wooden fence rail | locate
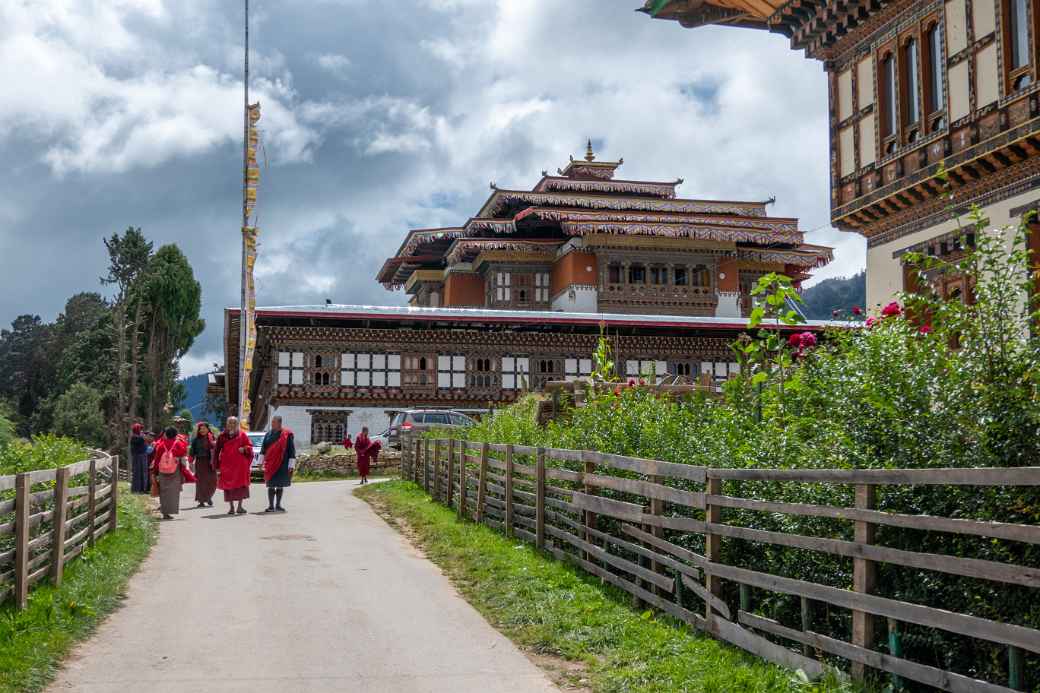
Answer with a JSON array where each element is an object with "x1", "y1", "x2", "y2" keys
[
  {"x1": 0, "y1": 452, "x2": 118, "y2": 609},
  {"x1": 400, "y1": 438, "x2": 1039, "y2": 692}
]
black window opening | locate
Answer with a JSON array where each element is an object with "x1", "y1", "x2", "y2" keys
[
  {"x1": 881, "y1": 52, "x2": 898, "y2": 150},
  {"x1": 674, "y1": 267, "x2": 688, "y2": 286},
  {"x1": 608, "y1": 264, "x2": 622, "y2": 283},
  {"x1": 628, "y1": 265, "x2": 646, "y2": 284}
]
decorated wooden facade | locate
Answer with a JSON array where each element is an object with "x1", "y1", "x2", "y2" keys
[
  {"x1": 376, "y1": 144, "x2": 832, "y2": 318},
  {"x1": 219, "y1": 146, "x2": 835, "y2": 444},
  {"x1": 644, "y1": 0, "x2": 1040, "y2": 308}
]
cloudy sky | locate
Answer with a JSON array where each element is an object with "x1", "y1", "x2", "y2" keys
[{"x1": 0, "y1": 0, "x2": 865, "y2": 376}]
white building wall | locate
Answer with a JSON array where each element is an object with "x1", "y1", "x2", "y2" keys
[
  {"x1": 551, "y1": 285, "x2": 598, "y2": 312},
  {"x1": 268, "y1": 405, "x2": 391, "y2": 450},
  {"x1": 866, "y1": 189, "x2": 1035, "y2": 309},
  {"x1": 715, "y1": 291, "x2": 741, "y2": 318}
]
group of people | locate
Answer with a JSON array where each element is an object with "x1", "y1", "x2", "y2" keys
[{"x1": 127, "y1": 416, "x2": 298, "y2": 520}]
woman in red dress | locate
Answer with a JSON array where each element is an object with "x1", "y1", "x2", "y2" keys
[{"x1": 215, "y1": 416, "x2": 253, "y2": 515}]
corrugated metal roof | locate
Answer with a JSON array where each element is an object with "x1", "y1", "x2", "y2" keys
[{"x1": 231, "y1": 304, "x2": 850, "y2": 330}]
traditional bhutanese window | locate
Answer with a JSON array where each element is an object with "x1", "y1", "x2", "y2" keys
[
  {"x1": 494, "y1": 272, "x2": 511, "y2": 302},
  {"x1": 402, "y1": 355, "x2": 435, "y2": 387},
  {"x1": 691, "y1": 264, "x2": 711, "y2": 288},
  {"x1": 341, "y1": 353, "x2": 402, "y2": 387},
  {"x1": 535, "y1": 272, "x2": 550, "y2": 302},
  {"x1": 628, "y1": 264, "x2": 646, "y2": 284},
  {"x1": 564, "y1": 358, "x2": 593, "y2": 382},
  {"x1": 608, "y1": 263, "x2": 622, "y2": 284},
  {"x1": 625, "y1": 359, "x2": 667, "y2": 383},
  {"x1": 469, "y1": 357, "x2": 496, "y2": 388},
  {"x1": 1005, "y1": 0, "x2": 1033, "y2": 90},
  {"x1": 924, "y1": 21, "x2": 945, "y2": 132},
  {"x1": 501, "y1": 356, "x2": 530, "y2": 390},
  {"x1": 649, "y1": 266, "x2": 667, "y2": 285},
  {"x1": 880, "y1": 50, "x2": 898, "y2": 152},
  {"x1": 278, "y1": 352, "x2": 305, "y2": 385},
  {"x1": 902, "y1": 37, "x2": 922, "y2": 142},
  {"x1": 674, "y1": 267, "x2": 688, "y2": 286},
  {"x1": 700, "y1": 361, "x2": 741, "y2": 388},
  {"x1": 669, "y1": 361, "x2": 695, "y2": 378},
  {"x1": 437, "y1": 355, "x2": 466, "y2": 389}
]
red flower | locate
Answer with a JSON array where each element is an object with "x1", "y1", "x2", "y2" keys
[
  {"x1": 918, "y1": 324, "x2": 932, "y2": 335},
  {"x1": 613, "y1": 386, "x2": 622, "y2": 396},
  {"x1": 638, "y1": 378, "x2": 646, "y2": 386},
  {"x1": 865, "y1": 316, "x2": 877, "y2": 328},
  {"x1": 881, "y1": 301, "x2": 902, "y2": 318},
  {"x1": 627, "y1": 378, "x2": 636, "y2": 387},
  {"x1": 799, "y1": 332, "x2": 818, "y2": 348},
  {"x1": 788, "y1": 332, "x2": 802, "y2": 347},
  {"x1": 852, "y1": 306, "x2": 862, "y2": 316}
]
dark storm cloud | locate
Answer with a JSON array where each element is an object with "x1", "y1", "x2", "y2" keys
[{"x1": 0, "y1": 1, "x2": 864, "y2": 376}]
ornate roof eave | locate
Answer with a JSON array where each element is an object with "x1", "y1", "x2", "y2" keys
[
  {"x1": 445, "y1": 238, "x2": 563, "y2": 266},
  {"x1": 478, "y1": 189, "x2": 772, "y2": 219},
  {"x1": 560, "y1": 220, "x2": 804, "y2": 245},
  {"x1": 737, "y1": 246, "x2": 834, "y2": 268},
  {"x1": 637, "y1": 0, "x2": 773, "y2": 30},
  {"x1": 519, "y1": 206, "x2": 799, "y2": 233},
  {"x1": 532, "y1": 175, "x2": 680, "y2": 198}
]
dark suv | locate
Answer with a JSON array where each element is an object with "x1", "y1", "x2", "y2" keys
[{"x1": 387, "y1": 409, "x2": 475, "y2": 450}]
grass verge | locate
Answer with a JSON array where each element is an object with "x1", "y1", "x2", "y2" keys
[
  {"x1": 0, "y1": 486, "x2": 157, "y2": 693},
  {"x1": 357, "y1": 480, "x2": 853, "y2": 693}
]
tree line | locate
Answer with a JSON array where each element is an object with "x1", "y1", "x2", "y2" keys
[{"x1": 0, "y1": 227, "x2": 204, "y2": 449}]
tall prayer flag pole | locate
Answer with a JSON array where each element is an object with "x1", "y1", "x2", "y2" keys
[{"x1": 239, "y1": 0, "x2": 260, "y2": 429}]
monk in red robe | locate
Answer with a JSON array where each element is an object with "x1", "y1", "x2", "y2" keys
[
  {"x1": 354, "y1": 427, "x2": 378, "y2": 484},
  {"x1": 215, "y1": 416, "x2": 253, "y2": 515},
  {"x1": 260, "y1": 415, "x2": 296, "y2": 512}
]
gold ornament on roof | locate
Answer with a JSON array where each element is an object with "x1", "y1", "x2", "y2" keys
[{"x1": 585, "y1": 139, "x2": 596, "y2": 162}]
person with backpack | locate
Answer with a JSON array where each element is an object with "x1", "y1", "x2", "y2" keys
[{"x1": 150, "y1": 427, "x2": 195, "y2": 520}]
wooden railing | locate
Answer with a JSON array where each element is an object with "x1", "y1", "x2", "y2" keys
[
  {"x1": 0, "y1": 453, "x2": 119, "y2": 608},
  {"x1": 402, "y1": 439, "x2": 1039, "y2": 691}
]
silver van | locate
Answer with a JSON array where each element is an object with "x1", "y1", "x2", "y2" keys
[{"x1": 387, "y1": 409, "x2": 475, "y2": 450}]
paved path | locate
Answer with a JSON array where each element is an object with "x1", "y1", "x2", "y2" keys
[{"x1": 49, "y1": 480, "x2": 558, "y2": 693}]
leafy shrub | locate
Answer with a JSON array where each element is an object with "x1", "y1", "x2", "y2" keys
[{"x1": 451, "y1": 208, "x2": 1040, "y2": 686}]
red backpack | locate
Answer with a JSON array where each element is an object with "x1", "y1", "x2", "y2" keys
[{"x1": 157, "y1": 446, "x2": 178, "y2": 474}]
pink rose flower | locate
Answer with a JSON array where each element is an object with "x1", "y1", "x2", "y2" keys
[
  {"x1": 918, "y1": 324, "x2": 932, "y2": 335},
  {"x1": 788, "y1": 333, "x2": 802, "y2": 347},
  {"x1": 866, "y1": 316, "x2": 877, "y2": 328},
  {"x1": 852, "y1": 306, "x2": 862, "y2": 316},
  {"x1": 799, "y1": 332, "x2": 817, "y2": 348},
  {"x1": 881, "y1": 301, "x2": 902, "y2": 318}
]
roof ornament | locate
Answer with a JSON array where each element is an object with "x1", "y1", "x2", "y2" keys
[
  {"x1": 541, "y1": 170, "x2": 548, "y2": 177},
  {"x1": 675, "y1": 177, "x2": 684, "y2": 184},
  {"x1": 556, "y1": 167, "x2": 566, "y2": 175},
  {"x1": 766, "y1": 195, "x2": 776, "y2": 206},
  {"x1": 585, "y1": 138, "x2": 596, "y2": 162},
  {"x1": 490, "y1": 181, "x2": 498, "y2": 190}
]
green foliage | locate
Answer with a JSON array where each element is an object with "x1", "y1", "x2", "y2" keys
[
  {"x1": 456, "y1": 213, "x2": 1040, "y2": 684},
  {"x1": 800, "y1": 272, "x2": 866, "y2": 320},
  {"x1": 360, "y1": 481, "x2": 852, "y2": 692},
  {"x1": 0, "y1": 489, "x2": 156, "y2": 693},
  {"x1": 0, "y1": 435, "x2": 89, "y2": 476},
  {"x1": 49, "y1": 384, "x2": 106, "y2": 449}
]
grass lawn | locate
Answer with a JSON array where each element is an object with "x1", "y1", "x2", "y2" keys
[
  {"x1": 0, "y1": 486, "x2": 157, "y2": 693},
  {"x1": 357, "y1": 480, "x2": 854, "y2": 693}
]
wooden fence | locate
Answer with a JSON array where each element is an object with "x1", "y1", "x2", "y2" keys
[
  {"x1": 0, "y1": 453, "x2": 119, "y2": 609},
  {"x1": 402, "y1": 438, "x2": 1039, "y2": 692}
]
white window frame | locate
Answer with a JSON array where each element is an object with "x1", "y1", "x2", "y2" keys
[
  {"x1": 495, "y1": 272, "x2": 511, "y2": 302},
  {"x1": 501, "y1": 356, "x2": 530, "y2": 390},
  {"x1": 278, "y1": 352, "x2": 305, "y2": 385},
  {"x1": 564, "y1": 357, "x2": 593, "y2": 382},
  {"x1": 535, "y1": 272, "x2": 550, "y2": 302},
  {"x1": 625, "y1": 359, "x2": 668, "y2": 384},
  {"x1": 437, "y1": 354, "x2": 466, "y2": 389},
  {"x1": 341, "y1": 352, "x2": 401, "y2": 388}
]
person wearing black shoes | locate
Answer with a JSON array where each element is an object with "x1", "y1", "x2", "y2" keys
[{"x1": 260, "y1": 416, "x2": 296, "y2": 512}]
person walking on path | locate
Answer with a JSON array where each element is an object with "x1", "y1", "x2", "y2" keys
[
  {"x1": 150, "y1": 427, "x2": 196, "y2": 520},
  {"x1": 260, "y1": 416, "x2": 296, "y2": 512},
  {"x1": 216, "y1": 416, "x2": 253, "y2": 515},
  {"x1": 353, "y1": 427, "x2": 378, "y2": 484},
  {"x1": 129, "y1": 423, "x2": 150, "y2": 494},
  {"x1": 190, "y1": 421, "x2": 218, "y2": 508}
]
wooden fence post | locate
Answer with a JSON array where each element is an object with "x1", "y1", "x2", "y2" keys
[
  {"x1": 433, "y1": 440, "x2": 441, "y2": 500},
  {"x1": 504, "y1": 444, "x2": 514, "y2": 537},
  {"x1": 649, "y1": 474, "x2": 665, "y2": 598},
  {"x1": 800, "y1": 597, "x2": 812, "y2": 657},
  {"x1": 414, "y1": 438, "x2": 421, "y2": 484},
  {"x1": 535, "y1": 447, "x2": 546, "y2": 549},
  {"x1": 1009, "y1": 645, "x2": 1024, "y2": 690},
  {"x1": 108, "y1": 456, "x2": 119, "y2": 533},
  {"x1": 446, "y1": 439, "x2": 455, "y2": 507},
  {"x1": 704, "y1": 474, "x2": 723, "y2": 623},
  {"x1": 14, "y1": 473, "x2": 29, "y2": 609},
  {"x1": 581, "y1": 450, "x2": 597, "y2": 563},
  {"x1": 475, "y1": 443, "x2": 489, "y2": 524},
  {"x1": 851, "y1": 483, "x2": 877, "y2": 680},
  {"x1": 51, "y1": 466, "x2": 71, "y2": 587},
  {"x1": 458, "y1": 443, "x2": 468, "y2": 520},
  {"x1": 87, "y1": 459, "x2": 97, "y2": 547},
  {"x1": 424, "y1": 439, "x2": 431, "y2": 492}
]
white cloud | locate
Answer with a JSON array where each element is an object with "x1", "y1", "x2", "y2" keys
[{"x1": 315, "y1": 52, "x2": 352, "y2": 77}]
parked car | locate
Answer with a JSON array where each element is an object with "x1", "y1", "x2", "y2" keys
[{"x1": 387, "y1": 409, "x2": 475, "y2": 450}]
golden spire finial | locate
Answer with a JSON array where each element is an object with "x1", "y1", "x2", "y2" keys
[{"x1": 585, "y1": 138, "x2": 595, "y2": 162}]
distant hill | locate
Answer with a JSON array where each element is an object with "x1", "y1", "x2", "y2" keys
[
  {"x1": 178, "y1": 373, "x2": 213, "y2": 420},
  {"x1": 800, "y1": 271, "x2": 866, "y2": 320}
]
